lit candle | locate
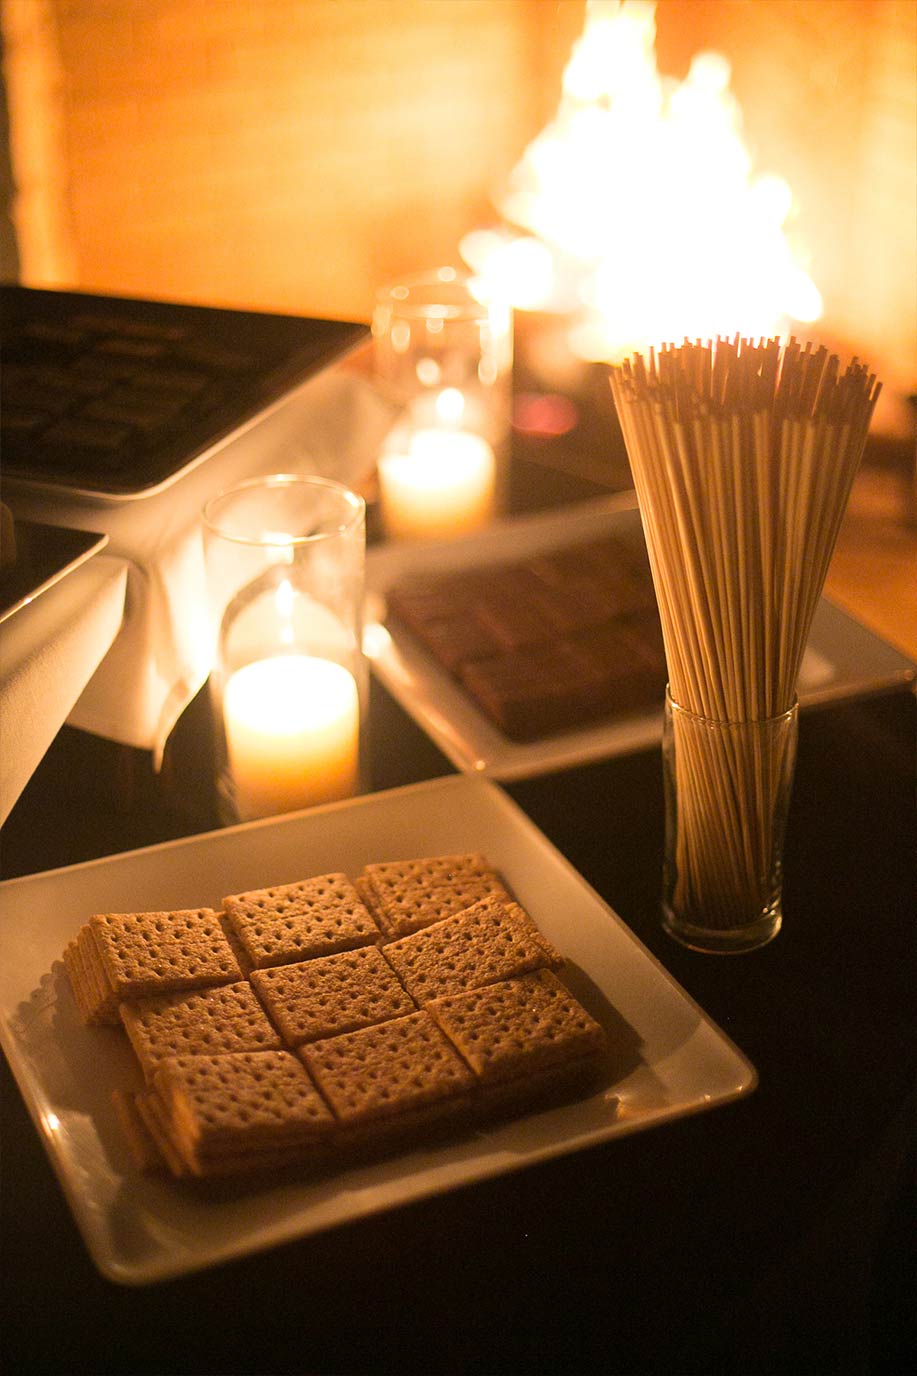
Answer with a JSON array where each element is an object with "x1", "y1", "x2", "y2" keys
[
  {"x1": 378, "y1": 429, "x2": 496, "y2": 540},
  {"x1": 222, "y1": 654, "x2": 359, "y2": 820}
]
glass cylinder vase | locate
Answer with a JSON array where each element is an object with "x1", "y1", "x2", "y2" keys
[
  {"x1": 372, "y1": 266, "x2": 513, "y2": 447},
  {"x1": 372, "y1": 267, "x2": 512, "y2": 541},
  {"x1": 202, "y1": 474, "x2": 366, "y2": 824},
  {"x1": 661, "y1": 689, "x2": 799, "y2": 954}
]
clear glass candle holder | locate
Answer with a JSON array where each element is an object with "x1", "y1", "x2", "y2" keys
[
  {"x1": 372, "y1": 267, "x2": 512, "y2": 541},
  {"x1": 202, "y1": 474, "x2": 366, "y2": 823},
  {"x1": 373, "y1": 266, "x2": 513, "y2": 445},
  {"x1": 661, "y1": 689, "x2": 799, "y2": 954}
]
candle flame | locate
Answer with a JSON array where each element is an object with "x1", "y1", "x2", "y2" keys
[
  {"x1": 434, "y1": 387, "x2": 466, "y2": 425},
  {"x1": 275, "y1": 578, "x2": 295, "y2": 646}
]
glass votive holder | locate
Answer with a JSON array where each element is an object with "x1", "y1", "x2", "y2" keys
[
  {"x1": 202, "y1": 474, "x2": 366, "y2": 824},
  {"x1": 372, "y1": 266, "x2": 512, "y2": 541},
  {"x1": 661, "y1": 689, "x2": 799, "y2": 954}
]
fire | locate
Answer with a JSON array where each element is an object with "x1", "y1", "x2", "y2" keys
[{"x1": 461, "y1": 0, "x2": 822, "y2": 362}]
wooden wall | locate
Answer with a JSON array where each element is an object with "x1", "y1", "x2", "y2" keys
[
  {"x1": 3, "y1": 0, "x2": 568, "y2": 320},
  {"x1": 3, "y1": 0, "x2": 914, "y2": 398}
]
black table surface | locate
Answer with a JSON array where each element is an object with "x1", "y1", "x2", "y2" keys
[{"x1": 2, "y1": 445, "x2": 915, "y2": 1374}]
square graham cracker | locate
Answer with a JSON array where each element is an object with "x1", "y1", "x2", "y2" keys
[
  {"x1": 357, "y1": 852, "x2": 512, "y2": 939},
  {"x1": 153, "y1": 1049, "x2": 335, "y2": 1159},
  {"x1": 381, "y1": 897, "x2": 551, "y2": 1003},
  {"x1": 63, "y1": 937, "x2": 100, "y2": 1023},
  {"x1": 120, "y1": 981, "x2": 283, "y2": 1082},
  {"x1": 65, "y1": 925, "x2": 122, "y2": 1025},
  {"x1": 222, "y1": 873, "x2": 380, "y2": 970},
  {"x1": 250, "y1": 946, "x2": 416, "y2": 1047},
  {"x1": 88, "y1": 908, "x2": 242, "y2": 1008},
  {"x1": 428, "y1": 969, "x2": 607, "y2": 1082},
  {"x1": 300, "y1": 1010, "x2": 475, "y2": 1125}
]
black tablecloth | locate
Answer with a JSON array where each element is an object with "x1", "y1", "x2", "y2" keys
[{"x1": 2, "y1": 674, "x2": 914, "y2": 1375}]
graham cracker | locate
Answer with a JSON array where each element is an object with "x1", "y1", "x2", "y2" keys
[
  {"x1": 380, "y1": 897, "x2": 550, "y2": 1003},
  {"x1": 250, "y1": 945, "x2": 416, "y2": 1047},
  {"x1": 112, "y1": 1088, "x2": 167, "y2": 1173},
  {"x1": 300, "y1": 1009, "x2": 475, "y2": 1125},
  {"x1": 139, "y1": 1083, "x2": 324, "y2": 1178},
  {"x1": 89, "y1": 908, "x2": 242, "y2": 1005},
  {"x1": 427, "y1": 969, "x2": 607, "y2": 1082},
  {"x1": 222, "y1": 874, "x2": 380, "y2": 970},
  {"x1": 63, "y1": 939, "x2": 94, "y2": 1023},
  {"x1": 358, "y1": 853, "x2": 512, "y2": 939},
  {"x1": 153, "y1": 1049, "x2": 336, "y2": 1159},
  {"x1": 73, "y1": 924, "x2": 120, "y2": 1024},
  {"x1": 135, "y1": 1088, "x2": 190, "y2": 1178},
  {"x1": 120, "y1": 981, "x2": 283, "y2": 1082},
  {"x1": 466, "y1": 893, "x2": 565, "y2": 970}
]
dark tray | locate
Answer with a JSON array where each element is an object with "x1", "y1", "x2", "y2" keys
[{"x1": 0, "y1": 285, "x2": 367, "y2": 497}]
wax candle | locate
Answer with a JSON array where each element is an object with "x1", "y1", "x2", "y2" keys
[
  {"x1": 222, "y1": 654, "x2": 359, "y2": 820},
  {"x1": 378, "y1": 429, "x2": 496, "y2": 540}
]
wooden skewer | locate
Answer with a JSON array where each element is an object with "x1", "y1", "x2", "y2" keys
[{"x1": 610, "y1": 337, "x2": 880, "y2": 930}]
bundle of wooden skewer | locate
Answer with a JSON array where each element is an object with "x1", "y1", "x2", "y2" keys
[{"x1": 609, "y1": 337, "x2": 880, "y2": 938}]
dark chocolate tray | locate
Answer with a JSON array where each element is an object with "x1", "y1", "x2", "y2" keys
[
  {"x1": 365, "y1": 498, "x2": 917, "y2": 779},
  {"x1": 0, "y1": 286, "x2": 367, "y2": 497}
]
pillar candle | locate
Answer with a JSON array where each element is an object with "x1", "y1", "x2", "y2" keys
[
  {"x1": 378, "y1": 429, "x2": 496, "y2": 540},
  {"x1": 222, "y1": 654, "x2": 359, "y2": 819}
]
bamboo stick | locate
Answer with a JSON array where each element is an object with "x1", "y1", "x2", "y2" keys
[{"x1": 610, "y1": 337, "x2": 880, "y2": 935}]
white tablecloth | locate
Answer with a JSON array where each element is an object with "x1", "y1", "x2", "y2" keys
[
  {"x1": 3, "y1": 371, "x2": 396, "y2": 770},
  {"x1": 0, "y1": 554, "x2": 128, "y2": 826}
]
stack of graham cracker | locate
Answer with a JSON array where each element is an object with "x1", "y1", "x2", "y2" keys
[{"x1": 63, "y1": 854, "x2": 608, "y2": 1178}]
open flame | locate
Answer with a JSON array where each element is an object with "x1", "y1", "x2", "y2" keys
[{"x1": 461, "y1": 0, "x2": 822, "y2": 362}]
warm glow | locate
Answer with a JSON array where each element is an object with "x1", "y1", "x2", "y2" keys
[
  {"x1": 461, "y1": 0, "x2": 822, "y2": 359},
  {"x1": 378, "y1": 429, "x2": 496, "y2": 541},
  {"x1": 460, "y1": 230, "x2": 565, "y2": 312},
  {"x1": 275, "y1": 578, "x2": 295, "y2": 647},
  {"x1": 223, "y1": 655, "x2": 359, "y2": 819},
  {"x1": 435, "y1": 387, "x2": 467, "y2": 424}
]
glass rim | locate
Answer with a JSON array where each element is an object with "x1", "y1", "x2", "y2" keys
[
  {"x1": 202, "y1": 473, "x2": 365, "y2": 548},
  {"x1": 665, "y1": 685, "x2": 799, "y2": 727},
  {"x1": 373, "y1": 266, "x2": 493, "y2": 320}
]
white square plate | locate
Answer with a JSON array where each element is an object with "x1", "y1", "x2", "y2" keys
[
  {"x1": 0, "y1": 775, "x2": 755, "y2": 1286},
  {"x1": 365, "y1": 497, "x2": 916, "y2": 779}
]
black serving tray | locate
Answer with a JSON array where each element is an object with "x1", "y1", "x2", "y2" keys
[{"x1": 0, "y1": 285, "x2": 368, "y2": 497}]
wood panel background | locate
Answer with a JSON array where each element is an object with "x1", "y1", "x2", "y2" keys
[{"x1": 2, "y1": 0, "x2": 915, "y2": 402}]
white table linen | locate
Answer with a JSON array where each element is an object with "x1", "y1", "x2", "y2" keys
[
  {"x1": 3, "y1": 371, "x2": 395, "y2": 766},
  {"x1": 0, "y1": 555, "x2": 128, "y2": 825}
]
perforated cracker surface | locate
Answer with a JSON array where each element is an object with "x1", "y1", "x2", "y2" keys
[
  {"x1": 251, "y1": 946, "x2": 416, "y2": 1046},
  {"x1": 428, "y1": 969, "x2": 607, "y2": 1081},
  {"x1": 89, "y1": 908, "x2": 241, "y2": 1002},
  {"x1": 359, "y1": 853, "x2": 512, "y2": 938},
  {"x1": 155, "y1": 1049, "x2": 335, "y2": 1154},
  {"x1": 222, "y1": 874, "x2": 380, "y2": 969},
  {"x1": 464, "y1": 893, "x2": 565, "y2": 970},
  {"x1": 381, "y1": 898, "x2": 549, "y2": 1002},
  {"x1": 120, "y1": 981, "x2": 283, "y2": 1080},
  {"x1": 300, "y1": 1010, "x2": 475, "y2": 1124}
]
